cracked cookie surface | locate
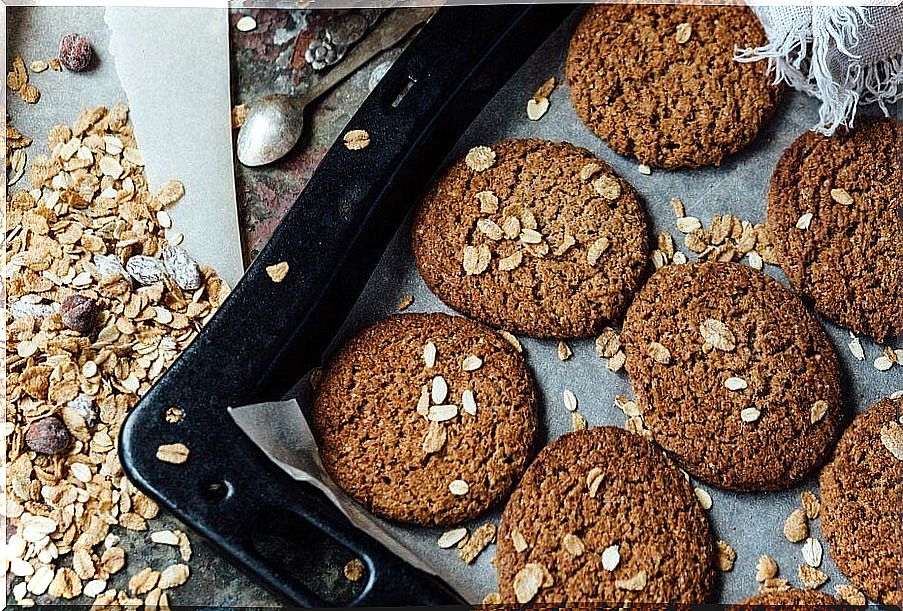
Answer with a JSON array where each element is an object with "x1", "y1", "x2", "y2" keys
[
  {"x1": 767, "y1": 117, "x2": 902, "y2": 342},
  {"x1": 566, "y1": 4, "x2": 782, "y2": 168},
  {"x1": 820, "y1": 396, "x2": 902, "y2": 606},
  {"x1": 311, "y1": 312, "x2": 538, "y2": 526},
  {"x1": 621, "y1": 262, "x2": 843, "y2": 491},
  {"x1": 496, "y1": 427, "x2": 715, "y2": 604},
  {"x1": 412, "y1": 139, "x2": 650, "y2": 338}
]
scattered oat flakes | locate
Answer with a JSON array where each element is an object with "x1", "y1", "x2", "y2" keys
[
  {"x1": 802, "y1": 537, "x2": 823, "y2": 567},
  {"x1": 462, "y1": 355, "x2": 483, "y2": 371},
  {"x1": 571, "y1": 411, "x2": 587, "y2": 431},
  {"x1": 497, "y1": 250, "x2": 523, "y2": 272},
  {"x1": 397, "y1": 294, "x2": 414, "y2": 310},
  {"x1": 465, "y1": 145, "x2": 496, "y2": 172},
  {"x1": 461, "y1": 390, "x2": 477, "y2": 415},
  {"x1": 231, "y1": 103, "x2": 248, "y2": 129},
  {"x1": 428, "y1": 404, "x2": 457, "y2": 422},
  {"x1": 756, "y1": 554, "x2": 778, "y2": 582},
  {"x1": 557, "y1": 341, "x2": 572, "y2": 361},
  {"x1": 511, "y1": 529, "x2": 529, "y2": 553},
  {"x1": 165, "y1": 407, "x2": 185, "y2": 423},
  {"x1": 601, "y1": 544, "x2": 620, "y2": 571},
  {"x1": 725, "y1": 376, "x2": 748, "y2": 391},
  {"x1": 449, "y1": 479, "x2": 469, "y2": 495},
  {"x1": 784, "y1": 509, "x2": 808, "y2": 543},
  {"x1": 716, "y1": 540, "x2": 736, "y2": 571},
  {"x1": 879, "y1": 421, "x2": 903, "y2": 460},
  {"x1": 670, "y1": 197, "x2": 686, "y2": 217},
  {"x1": 562, "y1": 389, "x2": 578, "y2": 412},
  {"x1": 435, "y1": 529, "x2": 466, "y2": 550},
  {"x1": 607, "y1": 350, "x2": 627, "y2": 373},
  {"x1": 874, "y1": 354, "x2": 894, "y2": 371},
  {"x1": 128, "y1": 568, "x2": 160, "y2": 596},
  {"x1": 762, "y1": 577, "x2": 791, "y2": 593},
  {"x1": 830, "y1": 188, "x2": 853, "y2": 206},
  {"x1": 513, "y1": 563, "x2": 545, "y2": 603},
  {"x1": 699, "y1": 318, "x2": 736, "y2": 352},
  {"x1": 586, "y1": 466, "x2": 604, "y2": 498},
  {"x1": 596, "y1": 327, "x2": 621, "y2": 358},
  {"x1": 800, "y1": 490, "x2": 821, "y2": 519},
  {"x1": 586, "y1": 237, "x2": 610, "y2": 266},
  {"x1": 562, "y1": 533, "x2": 585, "y2": 556},
  {"x1": 834, "y1": 584, "x2": 866, "y2": 605},
  {"x1": 526, "y1": 97, "x2": 549, "y2": 121},
  {"x1": 459, "y1": 523, "x2": 495, "y2": 564},
  {"x1": 476, "y1": 190, "x2": 499, "y2": 213},
  {"x1": 593, "y1": 175, "x2": 621, "y2": 200},
  {"x1": 847, "y1": 334, "x2": 865, "y2": 361},
  {"x1": 482, "y1": 592, "x2": 502, "y2": 605},
  {"x1": 30, "y1": 60, "x2": 49, "y2": 73},
  {"x1": 156, "y1": 443, "x2": 189, "y2": 464},
  {"x1": 158, "y1": 564, "x2": 189, "y2": 589},
  {"x1": 616, "y1": 570, "x2": 647, "y2": 591},
  {"x1": 151, "y1": 530, "x2": 181, "y2": 546},
  {"x1": 343, "y1": 558, "x2": 365, "y2": 582},
  {"x1": 675, "y1": 22, "x2": 693, "y2": 43},
  {"x1": 423, "y1": 342, "x2": 437, "y2": 368},
  {"x1": 498, "y1": 330, "x2": 522, "y2": 352},
  {"x1": 463, "y1": 244, "x2": 491, "y2": 275},
  {"x1": 431, "y1": 374, "x2": 447, "y2": 403},
  {"x1": 647, "y1": 341, "x2": 671, "y2": 365},
  {"x1": 748, "y1": 251, "x2": 764, "y2": 270},
  {"x1": 266, "y1": 261, "x2": 289, "y2": 283},
  {"x1": 796, "y1": 212, "x2": 814, "y2": 230},
  {"x1": 343, "y1": 129, "x2": 370, "y2": 150},
  {"x1": 677, "y1": 216, "x2": 703, "y2": 233},
  {"x1": 740, "y1": 407, "x2": 761, "y2": 423},
  {"x1": 799, "y1": 564, "x2": 828, "y2": 590},
  {"x1": 422, "y1": 421, "x2": 447, "y2": 454},
  {"x1": 637, "y1": 163, "x2": 651, "y2": 175},
  {"x1": 614, "y1": 395, "x2": 640, "y2": 417}
]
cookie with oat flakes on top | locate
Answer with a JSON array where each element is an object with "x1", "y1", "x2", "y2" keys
[
  {"x1": 412, "y1": 139, "x2": 650, "y2": 338},
  {"x1": 566, "y1": 4, "x2": 782, "y2": 169},
  {"x1": 621, "y1": 262, "x2": 843, "y2": 491},
  {"x1": 496, "y1": 427, "x2": 715, "y2": 604},
  {"x1": 767, "y1": 117, "x2": 902, "y2": 343},
  {"x1": 820, "y1": 396, "x2": 903, "y2": 607},
  {"x1": 311, "y1": 312, "x2": 538, "y2": 526}
]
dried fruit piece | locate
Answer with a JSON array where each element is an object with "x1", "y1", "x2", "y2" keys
[
  {"x1": 126, "y1": 255, "x2": 165, "y2": 285},
  {"x1": 59, "y1": 34, "x2": 93, "y2": 72},
  {"x1": 162, "y1": 246, "x2": 203, "y2": 291},
  {"x1": 60, "y1": 294, "x2": 99, "y2": 334},
  {"x1": 25, "y1": 416, "x2": 72, "y2": 455}
]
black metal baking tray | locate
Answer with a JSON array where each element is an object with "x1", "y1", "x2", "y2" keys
[{"x1": 119, "y1": 5, "x2": 575, "y2": 607}]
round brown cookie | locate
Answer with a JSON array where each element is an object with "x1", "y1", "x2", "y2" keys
[
  {"x1": 496, "y1": 427, "x2": 715, "y2": 604},
  {"x1": 731, "y1": 589, "x2": 845, "y2": 607},
  {"x1": 412, "y1": 139, "x2": 650, "y2": 338},
  {"x1": 767, "y1": 117, "x2": 902, "y2": 342},
  {"x1": 311, "y1": 312, "x2": 538, "y2": 526},
  {"x1": 566, "y1": 4, "x2": 782, "y2": 169},
  {"x1": 820, "y1": 396, "x2": 903, "y2": 607},
  {"x1": 621, "y1": 261, "x2": 843, "y2": 491}
]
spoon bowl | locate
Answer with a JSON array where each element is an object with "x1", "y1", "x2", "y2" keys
[{"x1": 237, "y1": 94, "x2": 305, "y2": 167}]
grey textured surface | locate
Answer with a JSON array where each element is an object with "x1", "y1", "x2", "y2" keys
[{"x1": 313, "y1": 8, "x2": 902, "y2": 604}]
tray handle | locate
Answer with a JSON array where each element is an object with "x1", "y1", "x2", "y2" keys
[{"x1": 120, "y1": 4, "x2": 574, "y2": 606}]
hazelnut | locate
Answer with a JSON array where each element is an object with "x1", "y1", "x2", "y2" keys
[
  {"x1": 25, "y1": 416, "x2": 72, "y2": 455},
  {"x1": 60, "y1": 294, "x2": 98, "y2": 334},
  {"x1": 59, "y1": 34, "x2": 93, "y2": 72}
]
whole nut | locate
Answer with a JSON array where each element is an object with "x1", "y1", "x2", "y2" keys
[
  {"x1": 59, "y1": 33, "x2": 93, "y2": 72},
  {"x1": 60, "y1": 294, "x2": 99, "y2": 334},
  {"x1": 25, "y1": 416, "x2": 72, "y2": 455}
]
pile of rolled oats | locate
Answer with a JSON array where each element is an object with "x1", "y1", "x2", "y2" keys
[{"x1": 4, "y1": 103, "x2": 229, "y2": 606}]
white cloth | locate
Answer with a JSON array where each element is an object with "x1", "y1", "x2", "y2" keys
[{"x1": 737, "y1": 4, "x2": 903, "y2": 135}]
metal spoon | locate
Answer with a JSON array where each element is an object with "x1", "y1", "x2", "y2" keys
[{"x1": 237, "y1": 8, "x2": 434, "y2": 167}]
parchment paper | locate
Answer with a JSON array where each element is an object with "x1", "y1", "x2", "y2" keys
[{"x1": 230, "y1": 10, "x2": 902, "y2": 605}]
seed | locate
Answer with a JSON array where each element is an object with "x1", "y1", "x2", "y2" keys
[
  {"x1": 647, "y1": 341, "x2": 671, "y2": 365},
  {"x1": 601, "y1": 544, "x2": 620, "y2": 571},
  {"x1": 615, "y1": 570, "x2": 647, "y2": 591},
  {"x1": 830, "y1": 188, "x2": 853, "y2": 205},
  {"x1": 716, "y1": 540, "x2": 736, "y2": 571},
  {"x1": 423, "y1": 342, "x2": 437, "y2": 368},
  {"x1": 755, "y1": 554, "x2": 778, "y2": 582},
  {"x1": 428, "y1": 404, "x2": 458, "y2": 422},
  {"x1": 802, "y1": 537, "x2": 823, "y2": 567},
  {"x1": 156, "y1": 443, "x2": 189, "y2": 464},
  {"x1": 810, "y1": 400, "x2": 828, "y2": 424},
  {"x1": 562, "y1": 389, "x2": 578, "y2": 412},
  {"x1": 461, "y1": 390, "x2": 477, "y2": 416},
  {"x1": 724, "y1": 376, "x2": 748, "y2": 391},
  {"x1": 526, "y1": 97, "x2": 550, "y2": 121},
  {"x1": 437, "y1": 528, "x2": 468, "y2": 549},
  {"x1": 740, "y1": 407, "x2": 761, "y2": 423},
  {"x1": 562, "y1": 533, "x2": 584, "y2": 556},
  {"x1": 676, "y1": 216, "x2": 702, "y2": 233},
  {"x1": 236, "y1": 15, "x2": 257, "y2": 31},
  {"x1": 586, "y1": 237, "x2": 610, "y2": 267},
  {"x1": 879, "y1": 421, "x2": 903, "y2": 460},
  {"x1": 343, "y1": 129, "x2": 370, "y2": 150},
  {"x1": 699, "y1": 318, "x2": 736, "y2": 351},
  {"x1": 675, "y1": 22, "x2": 692, "y2": 43},
  {"x1": 462, "y1": 355, "x2": 483, "y2": 371},
  {"x1": 557, "y1": 341, "x2": 572, "y2": 361},
  {"x1": 511, "y1": 529, "x2": 528, "y2": 552},
  {"x1": 513, "y1": 563, "x2": 544, "y2": 603},
  {"x1": 449, "y1": 479, "x2": 469, "y2": 495},
  {"x1": 694, "y1": 487, "x2": 712, "y2": 509},
  {"x1": 796, "y1": 212, "x2": 814, "y2": 230},
  {"x1": 431, "y1": 375, "x2": 448, "y2": 403},
  {"x1": 784, "y1": 509, "x2": 808, "y2": 542},
  {"x1": 265, "y1": 261, "x2": 289, "y2": 283},
  {"x1": 465, "y1": 146, "x2": 496, "y2": 172}
]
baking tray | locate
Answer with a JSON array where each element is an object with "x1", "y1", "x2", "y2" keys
[
  {"x1": 121, "y1": 4, "x2": 902, "y2": 607},
  {"x1": 119, "y1": 4, "x2": 574, "y2": 607}
]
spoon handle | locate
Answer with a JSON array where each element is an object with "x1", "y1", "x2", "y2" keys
[{"x1": 299, "y1": 8, "x2": 434, "y2": 107}]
